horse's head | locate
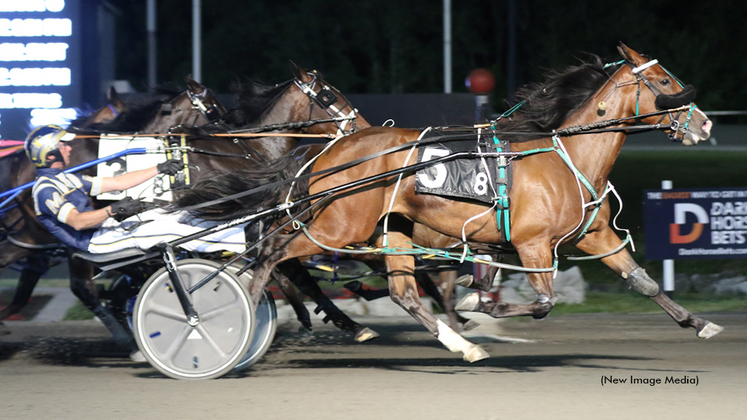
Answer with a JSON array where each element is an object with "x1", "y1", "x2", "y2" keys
[
  {"x1": 67, "y1": 86, "x2": 126, "y2": 130},
  {"x1": 617, "y1": 43, "x2": 712, "y2": 145},
  {"x1": 144, "y1": 76, "x2": 226, "y2": 133},
  {"x1": 287, "y1": 60, "x2": 370, "y2": 136}
]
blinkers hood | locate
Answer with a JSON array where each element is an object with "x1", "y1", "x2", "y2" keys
[{"x1": 655, "y1": 84, "x2": 697, "y2": 110}]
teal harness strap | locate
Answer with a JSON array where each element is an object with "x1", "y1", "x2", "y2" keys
[
  {"x1": 490, "y1": 124, "x2": 511, "y2": 242},
  {"x1": 494, "y1": 135, "x2": 605, "y2": 244}
]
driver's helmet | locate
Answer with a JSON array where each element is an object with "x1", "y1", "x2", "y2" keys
[{"x1": 24, "y1": 125, "x2": 76, "y2": 168}]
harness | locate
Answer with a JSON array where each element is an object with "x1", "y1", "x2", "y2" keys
[{"x1": 286, "y1": 58, "x2": 701, "y2": 275}]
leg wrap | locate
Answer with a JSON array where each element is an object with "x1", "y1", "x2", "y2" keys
[{"x1": 625, "y1": 267, "x2": 660, "y2": 297}]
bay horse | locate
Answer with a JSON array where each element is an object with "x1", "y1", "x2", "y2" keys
[
  {"x1": 180, "y1": 44, "x2": 720, "y2": 362},
  {"x1": 175, "y1": 62, "x2": 480, "y2": 336}
]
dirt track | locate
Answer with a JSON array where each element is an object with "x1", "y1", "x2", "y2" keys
[{"x1": 1, "y1": 311, "x2": 746, "y2": 420}]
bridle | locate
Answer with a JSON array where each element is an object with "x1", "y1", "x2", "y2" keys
[
  {"x1": 293, "y1": 70, "x2": 359, "y2": 137},
  {"x1": 624, "y1": 58, "x2": 699, "y2": 142},
  {"x1": 187, "y1": 88, "x2": 224, "y2": 124},
  {"x1": 159, "y1": 89, "x2": 224, "y2": 127}
]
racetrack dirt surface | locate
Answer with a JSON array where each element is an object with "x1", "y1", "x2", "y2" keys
[{"x1": 1, "y1": 311, "x2": 746, "y2": 420}]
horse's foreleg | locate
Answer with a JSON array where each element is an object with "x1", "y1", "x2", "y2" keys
[
  {"x1": 575, "y1": 226, "x2": 723, "y2": 338},
  {"x1": 269, "y1": 267, "x2": 313, "y2": 332},
  {"x1": 457, "y1": 244, "x2": 555, "y2": 319},
  {"x1": 384, "y1": 233, "x2": 488, "y2": 363}
]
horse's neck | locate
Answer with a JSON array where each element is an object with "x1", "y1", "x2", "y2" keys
[{"x1": 557, "y1": 85, "x2": 633, "y2": 191}]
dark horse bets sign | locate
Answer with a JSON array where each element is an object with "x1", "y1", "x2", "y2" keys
[{"x1": 644, "y1": 187, "x2": 747, "y2": 260}]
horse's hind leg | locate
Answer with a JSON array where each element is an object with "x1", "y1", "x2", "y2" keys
[
  {"x1": 425, "y1": 268, "x2": 478, "y2": 331},
  {"x1": 276, "y1": 259, "x2": 379, "y2": 342},
  {"x1": 575, "y1": 226, "x2": 723, "y2": 338},
  {"x1": 383, "y1": 232, "x2": 488, "y2": 362},
  {"x1": 269, "y1": 267, "x2": 313, "y2": 332},
  {"x1": 457, "y1": 243, "x2": 555, "y2": 320},
  {"x1": 0, "y1": 254, "x2": 48, "y2": 321}
]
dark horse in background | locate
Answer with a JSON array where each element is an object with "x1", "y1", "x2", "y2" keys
[{"x1": 177, "y1": 44, "x2": 721, "y2": 362}]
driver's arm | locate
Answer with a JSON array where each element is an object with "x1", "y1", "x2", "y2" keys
[
  {"x1": 64, "y1": 206, "x2": 113, "y2": 231},
  {"x1": 99, "y1": 166, "x2": 159, "y2": 194}
]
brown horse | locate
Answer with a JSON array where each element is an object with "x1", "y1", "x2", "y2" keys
[
  {"x1": 176, "y1": 63, "x2": 483, "y2": 336},
  {"x1": 181, "y1": 44, "x2": 720, "y2": 362}
]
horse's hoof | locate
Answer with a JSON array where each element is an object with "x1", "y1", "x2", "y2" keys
[
  {"x1": 455, "y1": 274, "x2": 474, "y2": 288},
  {"x1": 455, "y1": 293, "x2": 480, "y2": 312},
  {"x1": 697, "y1": 322, "x2": 724, "y2": 339},
  {"x1": 461, "y1": 320, "x2": 480, "y2": 331},
  {"x1": 355, "y1": 327, "x2": 380, "y2": 343},
  {"x1": 0, "y1": 322, "x2": 10, "y2": 336},
  {"x1": 463, "y1": 345, "x2": 490, "y2": 363}
]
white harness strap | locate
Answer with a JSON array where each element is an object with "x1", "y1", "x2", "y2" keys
[
  {"x1": 631, "y1": 59, "x2": 658, "y2": 74},
  {"x1": 293, "y1": 79, "x2": 358, "y2": 137}
]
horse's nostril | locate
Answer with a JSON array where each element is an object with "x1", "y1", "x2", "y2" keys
[{"x1": 703, "y1": 119, "x2": 712, "y2": 134}]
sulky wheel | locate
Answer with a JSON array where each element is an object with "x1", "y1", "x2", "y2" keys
[
  {"x1": 133, "y1": 259, "x2": 255, "y2": 380},
  {"x1": 231, "y1": 268, "x2": 277, "y2": 371}
]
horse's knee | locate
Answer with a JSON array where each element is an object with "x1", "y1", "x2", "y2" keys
[{"x1": 623, "y1": 267, "x2": 660, "y2": 297}]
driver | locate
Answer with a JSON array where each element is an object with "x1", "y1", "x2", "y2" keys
[
  {"x1": 24, "y1": 124, "x2": 248, "y2": 361},
  {"x1": 26, "y1": 124, "x2": 248, "y2": 255}
]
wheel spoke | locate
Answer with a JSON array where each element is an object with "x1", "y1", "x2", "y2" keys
[
  {"x1": 199, "y1": 297, "x2": 243, "y2": 322},
  {"x1": 194, "y1": 324, "x2": 230, "y2": 359},
  {"x1": 144, "y1": 302, "x2": 187, "y2": 322},
  {"x1": 162, "y1": 325, "x2": 192, "y2": 361}
]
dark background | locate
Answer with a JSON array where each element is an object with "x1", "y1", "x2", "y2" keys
[{"x1": 107, "y1": 0, "x2": 747, "y2": 116}]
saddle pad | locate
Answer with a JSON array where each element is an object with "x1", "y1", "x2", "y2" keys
[
  {"x1": 414, "y1": 129, "x2": 505, "y2": 204},
  {"x1": 96, "y1": 135, "x2": 172, "y2": 202}
]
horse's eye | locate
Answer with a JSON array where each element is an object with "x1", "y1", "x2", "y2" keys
[{"x1": 660, "y1": 78, "x2": 670, "y2": 86}]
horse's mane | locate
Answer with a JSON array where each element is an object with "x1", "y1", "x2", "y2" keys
[
  {"x1": 171, "y1": 152, "x2": 308, "y2": 221},
  {"x1": 221, "y1": 80, "x2": 294, "y2": 128},
  {"x1": 500, "y1": 54, "x2": 618, "y2": 141},
  {"x1": 68, "y1": 90, "x2": 180, "y2": 134}
]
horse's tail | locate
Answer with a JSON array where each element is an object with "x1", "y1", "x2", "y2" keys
[{"x1": 171, "y1": 154, "x2": 308, "y2": 221}]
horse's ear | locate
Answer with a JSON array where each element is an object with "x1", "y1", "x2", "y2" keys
[
  {"x1": 107, "y1": 86, "x2": 124, "y2": 109},
  {"x1": 617, "y1": 43, "x2": 645, "y2": 66},
  {"x1": 185, "y1": 74, "x2": 206, "y2": 93},
  {"x1": 289, "y1": 60, "x2": 313, "y2": 83}
]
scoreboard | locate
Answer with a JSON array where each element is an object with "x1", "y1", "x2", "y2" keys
[{"x1": 0, "y1": 0, "x2": 81, "y2": 140}]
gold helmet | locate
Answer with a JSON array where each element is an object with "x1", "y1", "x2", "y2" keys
[{"x1": 24, "y1": 125, "x2": 75, "y2": 168}]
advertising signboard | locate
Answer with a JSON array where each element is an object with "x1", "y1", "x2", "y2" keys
[
  {"x1": 644, "y1": 187, "x2": 747, "y2": 260},
  {"x1": 0, "y1": 0, "x2": 80, "y2": 140}
]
